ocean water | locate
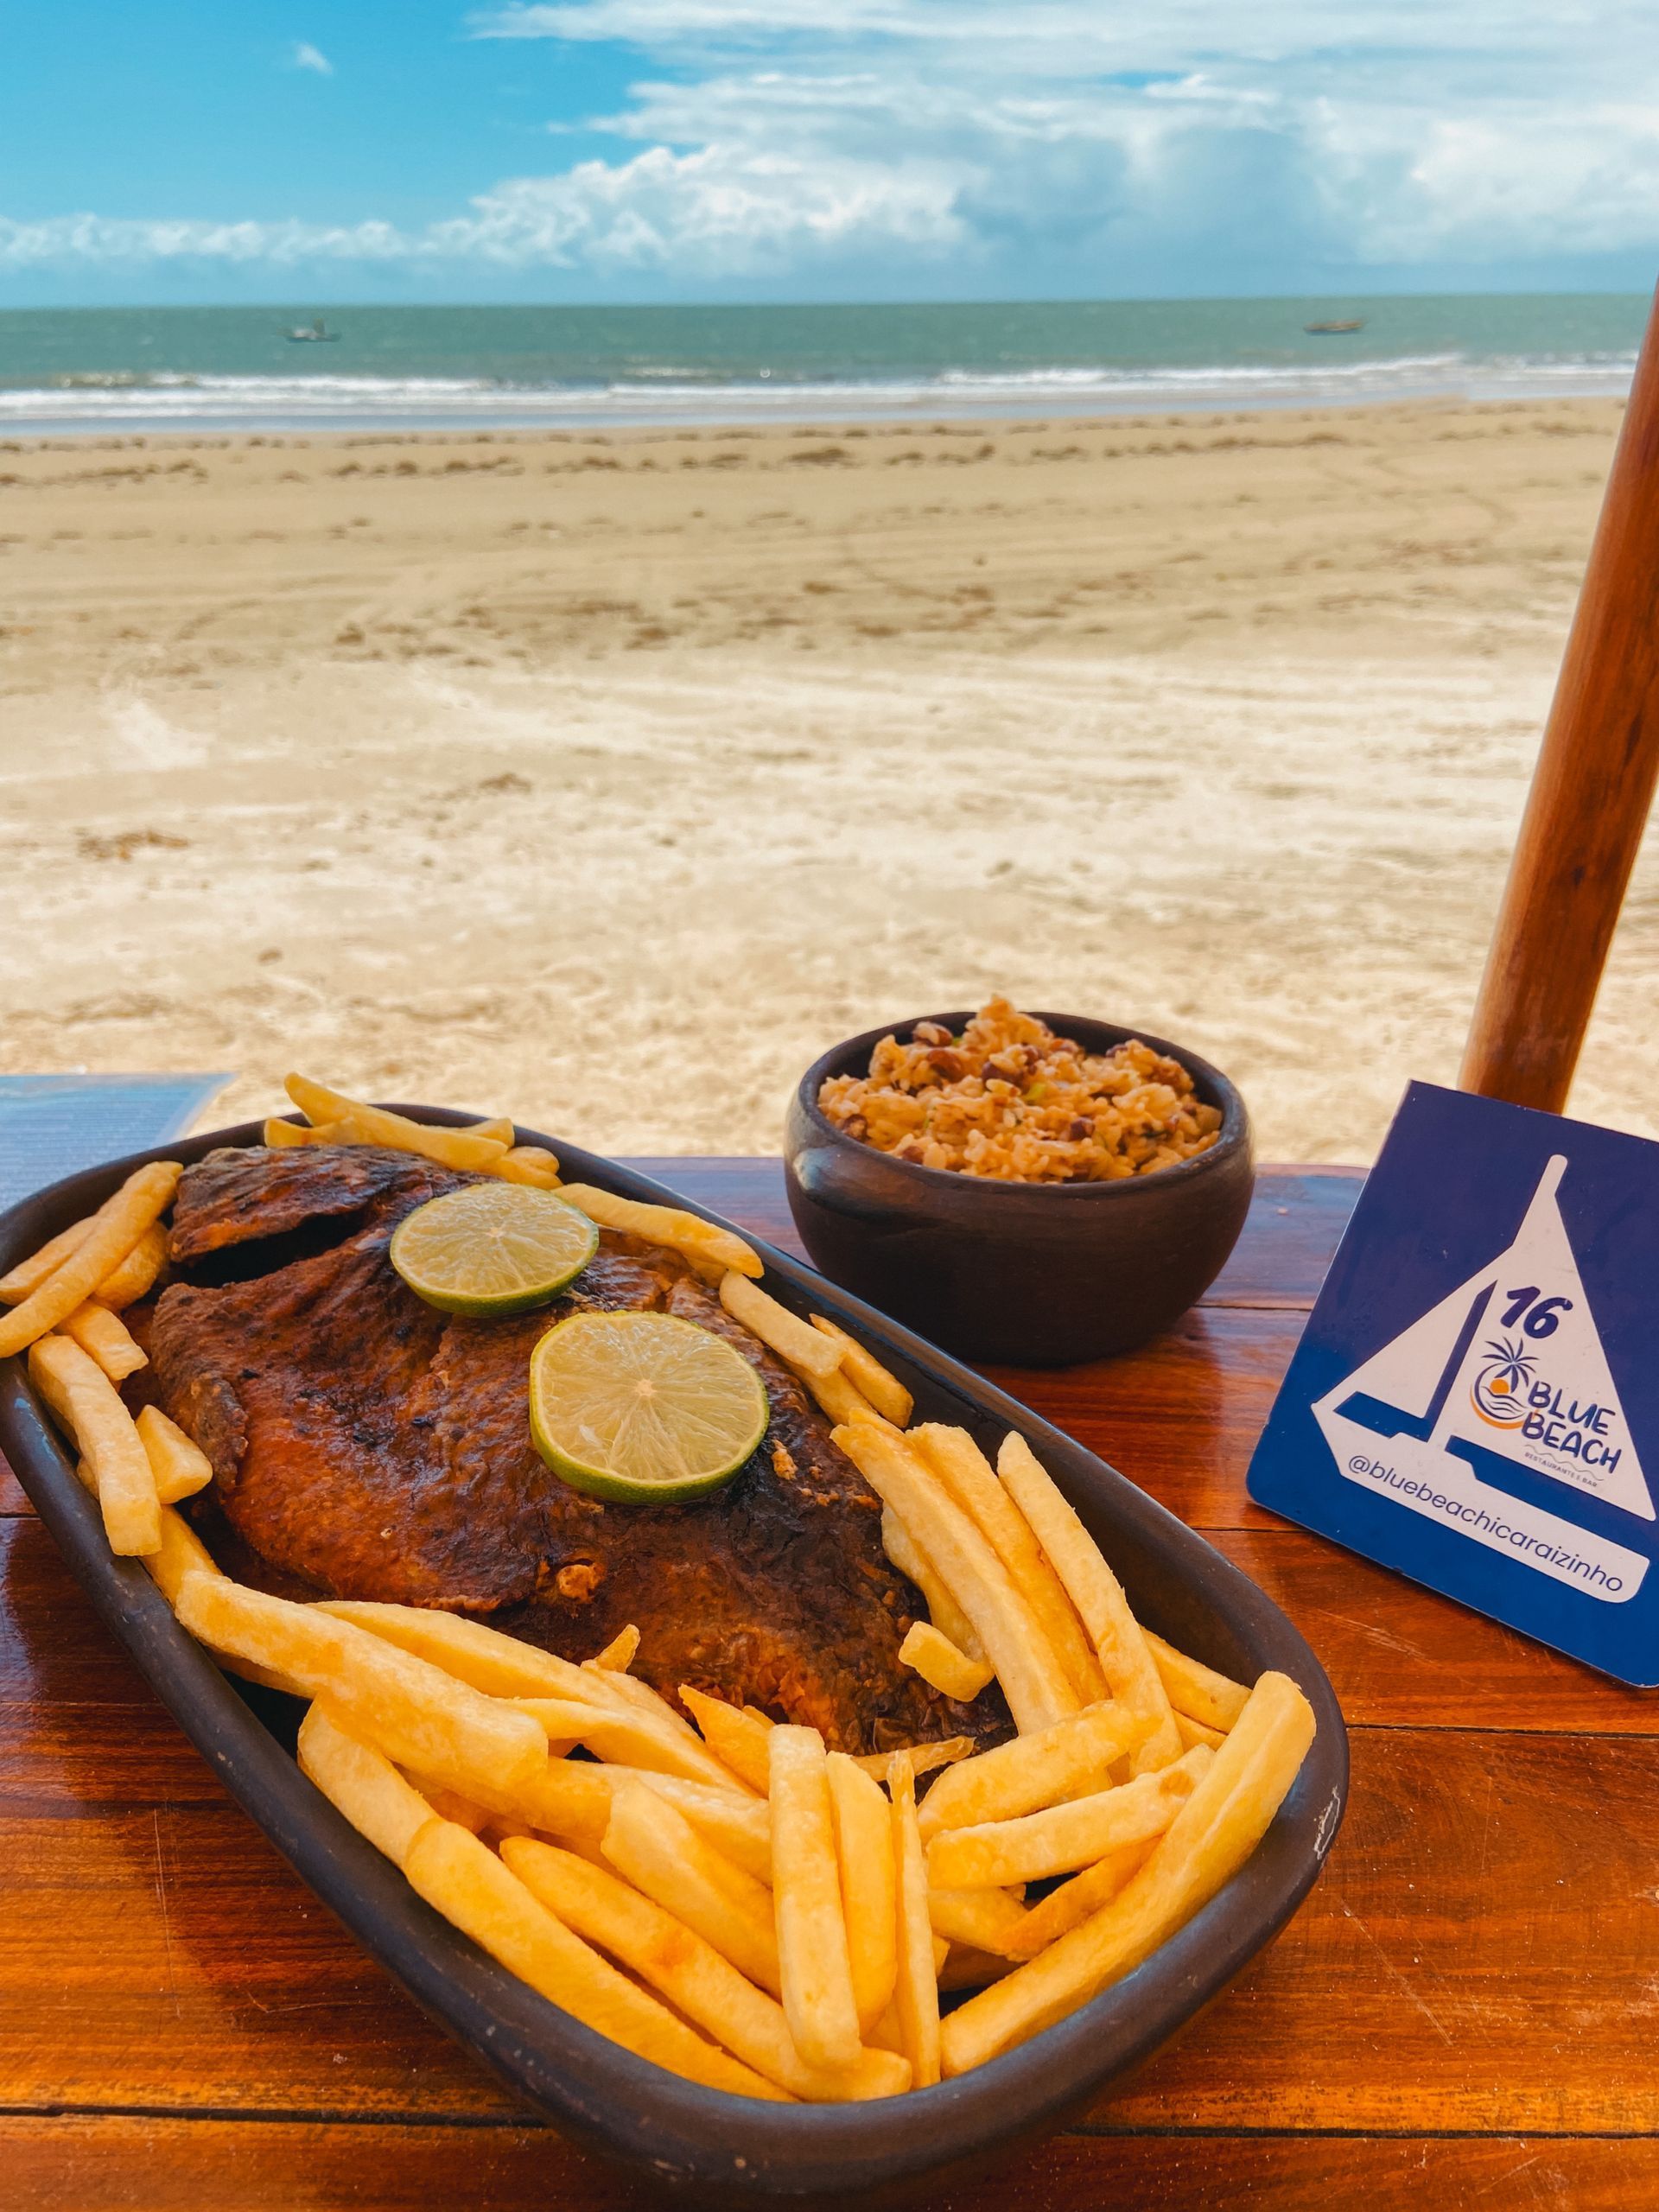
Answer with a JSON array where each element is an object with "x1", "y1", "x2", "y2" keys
[{"x1": 0, "y1": 295, "x2": 1644, "y2": 435}]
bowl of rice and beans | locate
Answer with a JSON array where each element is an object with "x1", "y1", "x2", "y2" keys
[{"x1": 784, "y1": 999, "x2": 1252, "y2": 1365}]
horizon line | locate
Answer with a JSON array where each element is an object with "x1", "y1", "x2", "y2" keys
[{"x1": 2, "y1": 283, "x2": 1653, "y2": 316}]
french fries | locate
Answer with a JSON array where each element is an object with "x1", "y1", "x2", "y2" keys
[
  {"x1": 404, "y1": 1816, "x2": 785, "y2": 2100},
  {"x1": 918, "y1": 1703, "x2": 1150, "y2": 1842},
  {"x1": 137, "y1": 1513, "x2": 302, "y2": 1694},
  {"x1": 832, "y1": 1424, "x2": 1077, "y2": 1735},
  {"x1": 1176, "y1": 1712, "x2": 1226, "y2": 1753},
  {"x1": 28, "y1": 1332, "x2": 161, "y2": 1555},
  {"x1": 719, "y1": 1273, "x2": 842, "y2": 1378},
  {"x1": 807, "y1": 1316, "x2": 913, "y2": 1426},
  {"x1": 494, "y1": 1143, "x2": 562, "y2": 1189},
  {"x1": 142, "y1": 1503, "x2": 225, "y2": 1608},
  {"x1": 797, "y1": 1361, "x2": 898, "y2": 1433},
  {"x1": 626, "y1": 1770, "x2": 773, "y2": 1884},
  {"x1": 503, "y1": 1837, "x2": 908, "y2": 2102},
  {"x1": 0, "y1": 1184, "x2": 165, "y2": 1306},
  {"x1": 899, "y1": 1621, "x2": 994, "y2": 1703},
  {"x1": 321, "y1": 1599, "x2": 621, "y2": 1706},
  {"x1": 768, "y1": 1727, "x2": 861, "y2": 2072},
  {"x1": 911, "y1": 1425, "x2": 1106, "y2": 1707},
  {"x1": 324, "y1": 1604, "x2": 713, "y2": 1776},
  {"x1": 285, "y1": 1076, "x2": 512, "y2": 1173},
  {"x1": 556, "y1": 1183, "x2": 761, "y2": 1281},
  {"x1": 688, "y1": 1675, "x2": 976, "y2": 1795},
  {"x1": 927, "y1": 1884, "x2": 1032, "y2": 1958},
  {"x1": 92, "y1": 1222, "x2": 168, "y2": 1311},
  {"x1": 0, "y1": 1161, "x2": 181, "y2": 1360},
  {"x1": 602, "y1": 1778, "x2": 782, "y2": 1995},
  {"x1": 1001, "y1": 1842, "x2": 1152, "y2": 1958},
  {"x1": 269, "y1": 1103, "x2": 562, "y2": 1184},
  {"x1": 422, "y1": 1785, "x2": 496, "y2": 1835},
  {"x1": 1145, "y1": 1631, "x2": 1249, "y2": 1733},
  {"x1": 826, "y1": 1752, "x2": 898, "y2": 2033},
  {"x1": 106, "y1": 1471, "x2": 1313, "y2": 2102},
  {"x1": 514, "y1": 1695, "x2": 745, "y2": 1792},
  {"x1": 134, "y1": 1405, "x2": 214, "y2": 1503},
  {"x1": 680, "y1": 1685, "x2": 773, "y2": 1795},
  {"x1": 593, "y1": 1624, "x2": 641, "y2": 1672},
  {"x1": 581, "y1": 1659, "x2": 706, "y2": 1741},
  {"x1": 2, "y1": 1212, "x2": 102, "y2": 1304},
  {"x1": 493, "y1": 1155, "x2": 561, "y2": 1189},
  {"x1": 264, "y1": 1116, "x2": 344, "y2": 1147},
  {"x1": 297, "y1": 1703, "x2": 438, "y2": 1868},
  {"x1": 403, "y1": 1748, "x2": 614, "y2": 1847},
  {"x1": 60, "y1": 1299, "x2": 147, "y2": 1382},
  {"x1": 882, "y1": 1510, "x2": 985, "y2": 1662},
  {"x1": 175, "y1": 1574, "x2": 548, "y2": 1801},
  {"x1": 499, "y1": 1141, "x2": 559, "y2": 1176},
  {"x1": 939, "y1": 1674, "x2": 1317, "y2": 2075},
  {"x1": 996, "y1": 1432, "x2": 1182, "y2": 1771},
  {"x1": 850, "y1": 1737, "x2": 973, "y2": 1783},
  {"x1": 888, "y1": 1753, "x2": 941, "y2": 2089},
  {"x1": 925, "y1": 1747, "x2": 1210, "y2": 1891}
]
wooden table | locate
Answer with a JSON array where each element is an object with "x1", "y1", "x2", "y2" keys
[{"x1": 3, "y1": 1160, "x2": 1653, "y2": 2209}]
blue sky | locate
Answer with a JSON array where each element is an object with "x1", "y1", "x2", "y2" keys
[{"x1": 3, "y1": 1, "x2": 1656, "y2": 303}]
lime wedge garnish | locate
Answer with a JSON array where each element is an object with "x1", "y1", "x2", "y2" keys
[
  {"x1": 528, "y1": 1310, "x2": 768, "y2": 1503},
  {"x1": 390, "y1": 1183, "x2": 599, "y2": 1315}
]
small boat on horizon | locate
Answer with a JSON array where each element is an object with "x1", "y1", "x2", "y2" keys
[
  {"x1": 1304, "y1": 319, "x2": 1365, "y2": 335},
  {"x1": 285, "y1": 317, "x2": 340, "y2": 344}
]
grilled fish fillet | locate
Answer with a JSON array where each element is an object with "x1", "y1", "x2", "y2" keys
[{"x1": 146, "y1": 1146, "x2": 1007, "y2": 1755}]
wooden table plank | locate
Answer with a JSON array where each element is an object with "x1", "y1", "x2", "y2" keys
[
  {"x1": 6, "y1": 2117, "x2": 1653, "y2": 2212},
  {"x1": 1206, "y1": 1528, "x2": 1657, "y2": 1734}
]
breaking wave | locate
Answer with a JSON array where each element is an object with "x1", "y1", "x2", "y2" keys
[{"x1": 0, "y1": 349, "x2": 1637, "y2": 434}]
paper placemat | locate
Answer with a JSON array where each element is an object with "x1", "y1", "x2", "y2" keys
[{"x1": 0, "y1": 1074, "x2": 232, "y2": 1212}]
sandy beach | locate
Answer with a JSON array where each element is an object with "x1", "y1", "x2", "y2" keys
[{"x1": 3, "y1": 396, "x2": 1653, "y2": 1163}]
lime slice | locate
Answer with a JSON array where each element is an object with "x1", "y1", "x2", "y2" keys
[
  {"x1": 390, "y1": 1183, "x2": 599, "y2": 1315},
  {"x1": 529, "y1": 1310, "x2": 768, "y2": 1503}
]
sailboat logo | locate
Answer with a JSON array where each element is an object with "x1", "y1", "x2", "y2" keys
[{"x1": 1312, "y1": 1154, "x2": 1649, "y2": 1604}]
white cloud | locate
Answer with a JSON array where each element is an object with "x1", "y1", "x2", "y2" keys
[
  {"x1": 6, "y1": 3, "x2": 1659, "y2": 286},
  {"x1": 436, "y1": 152, "x2": 964, "y2": 270},
  {"x1": 292, "y1": 41, "x2": 334, "y2": 76},
  {"x1": 0, "y1": 153, "x2": 962, "y2": 278},
  {"x1": 0, "y1": 213, "x2": 404, "y2": 268}
]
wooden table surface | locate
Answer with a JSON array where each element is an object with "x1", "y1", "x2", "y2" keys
[{"x1": 3, "y1": 1159, "x2": 1653, "y2": 2210}]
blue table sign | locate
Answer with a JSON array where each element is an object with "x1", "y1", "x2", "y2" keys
[
  {"x1": 0, "y1": 1074, "x2": 231, "y2": 1213},
  {"x1": 1248, "y1": 1079, "x2": 1659, "y2": 1685}
]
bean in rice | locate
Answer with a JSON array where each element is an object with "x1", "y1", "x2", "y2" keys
[{"x1": 817, "y1": 998, "x2": 1223, "y2": 1183}]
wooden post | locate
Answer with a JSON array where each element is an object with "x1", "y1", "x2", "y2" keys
[{"x1": 1459, "y1": 282, "x2": 1659, "y2": 1112}]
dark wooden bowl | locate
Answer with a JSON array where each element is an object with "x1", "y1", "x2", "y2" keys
[{"x1": 785, "y1": 1013, "x2": 1255, "y2": 1366}]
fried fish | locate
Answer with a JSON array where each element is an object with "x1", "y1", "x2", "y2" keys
[{"x1": 146, "y1": 1146, "x2": 1007, "y2": 1756}]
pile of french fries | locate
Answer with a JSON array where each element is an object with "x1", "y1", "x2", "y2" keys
[
  {"x1": 3, "y1": 1083, "x2": 1317, "y2": 2099},
  {"x1": 269, "y1": 1075, "x2": 564, "y2": 1189},
  {"x1": 146, "y1": 1510, "x2": 1311, "y2": 2093},
  {"x1": 1, "y1": 1160, "x2": 210, "y2": 1556}
]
